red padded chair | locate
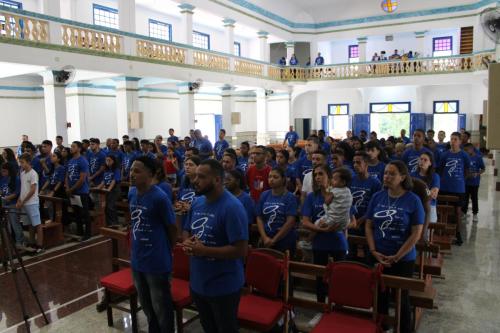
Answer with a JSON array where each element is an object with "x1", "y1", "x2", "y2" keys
[
  {"x1": 171, "y1": 245, "x2": 193, "y2": 333},
  {"x1": 100, "y1": 267, "x2": 140, "y2": 333},
  {"x1": 310, "y1": 261, "x2": 383, "y2": 333},
  {"x1": 238, "y1": 248, "x2": 290, "y2": 332}
]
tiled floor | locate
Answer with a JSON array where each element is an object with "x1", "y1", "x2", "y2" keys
[{"x1": 2, "y1": 162, "x2": 500, "y2": 333}]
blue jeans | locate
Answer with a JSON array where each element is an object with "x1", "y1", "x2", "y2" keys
[
  {"x1": 191, "y1": 289, "x2": 241, "y2": 333},
  {"x1": 132, "y1": 270, "x2": 174, "y2": 333}
]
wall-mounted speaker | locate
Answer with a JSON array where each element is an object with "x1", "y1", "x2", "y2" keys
[
  {"x1": 487, "y1": 63, "x2": 500, "y2": 149},
  {"x1": 231, "y1": 112, "x2": 241, "y2": 125},
  {"x1": 128, "y1": 112, "x2": 143, "y2": 129}
]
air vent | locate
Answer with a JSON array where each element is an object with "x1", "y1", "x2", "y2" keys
[{"x1": 385, "y1": 35, "x2": 394, "y2": 41}]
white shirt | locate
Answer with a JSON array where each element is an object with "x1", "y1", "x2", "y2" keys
[
  {"x1": 301, "y1": 171, "x2": 313, "y2": 195},
  {"x1": 20, "y1": 169, "x2": 39, "y2": 206}
]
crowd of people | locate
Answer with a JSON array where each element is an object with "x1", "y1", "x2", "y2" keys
[
  {"x1": 0, "y1": 124, "x2": 485, "y2": 333},
  {"x1": 371, "y1": 49, "x2": 420, "y2": 62}
]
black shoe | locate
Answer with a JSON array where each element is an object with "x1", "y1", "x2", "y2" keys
[
  {"x1": 454, "y1": 233, "x2": 463, "y2": 246},
  {"x1": 96, "y1": 301, "x2": 107, "y2": 313}
]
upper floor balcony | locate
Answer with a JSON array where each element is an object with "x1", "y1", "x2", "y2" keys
[{"x1": 0, "y1": 6, "x2": 494, "y2": 85}]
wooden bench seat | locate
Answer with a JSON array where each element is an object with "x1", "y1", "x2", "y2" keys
[{"x1": 38, "y1": 195, "x2": 65, "y2": 248}]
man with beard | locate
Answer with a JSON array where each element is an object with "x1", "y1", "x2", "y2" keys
[{"x1": 182, "y1": 159, "x2": 248, "y2": 333}]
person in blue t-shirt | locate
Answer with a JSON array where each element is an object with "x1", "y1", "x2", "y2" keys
[
  {"x1": 167, "y1": 128, "x2": 179, "y2": 144},
  {"x1": 410, "y1": 152, "x2": 440, "y2": 227},
  {"x1": 301, "y1": 164, "x2": 349, "y2": 302},
  {"x1": 401, "y1": 129, "x2": 433, "y2": 173},
  {"x1": 289, "y1": 54, "x2": 299, "y2": 66},
  {"x1": 276, "y1": 149, "x2": 300, "y2": 195},
  {"x1": 399, "y1": 129, "x2": 411, "y2": 145},
  {"x1": 129, "y1": 156, "x2": 177, "y2": 332},
  {"x1": 365, "y1": 160, "x2": 424, "y2": 333},
  {"x1": 193, "y1": 130, "x2": 213, "y2": 160},
  {"x1": 0, "y1": 162, "x2": 23, "y2": 247},
  {"x1": 152, "y1": 162, "x2": 173, "y2": 202},
  {"x1": 463, "y1": 143, "x2": 485, "y2": 221},
  {"x1": 182, "y1": 159, "x2": 248, "y2": 333},
  {"x1": 224, "y1": 169, "x2": 255, "y2": 225},
  {"x1": 65, "y1": 141, "x2": 91, "y2": 240},
  {"x1": 107, "y1": 139, "x2": 125, "y2": 166},
  {"x1": 236, "y1": 141, "x2": 250, "y2": 173},
  {"x1": 438, "y1": 132, "x2": 470, "y2": 245},
  {"x1": 175, "y1": 156, "x2": 201, "y2": 240},
  {"x1": 283, "y1": 125, "x2": 300, "y2": 147},
  {"x1": 214, "y1": 129, "x2": 229, "y2": 161},
  {"x1": 122, "y1": 140, "x2": 137, "y2": 181},
  {"x1": 97, "y1": 155, "x2": 121, "y2": 226},
  {"x1": 256, "y1": 168, "x2": 298, "y2": 255},
  {"x1": 32, "y1": 140, "x2": 53, "y2": 186},
  {"x1": 314, "y1": 52, "x2": 325, "y2": 66},
  {"x1": 87, "y1": 138, "x2": 107, "y2": 187},
  {"x1": 41, "y1": 152, "x2": 66, "y2": 197},
  {"x1": 365, "y1": 141, "x2": 387, "y2": 182}
]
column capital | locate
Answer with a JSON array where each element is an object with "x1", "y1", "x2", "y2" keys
[
  {"x1": 40, "y1": 70, "x2": 69, "y2": 87},
  {"x1": 257, "y1": 30, "x2": 269, "y2": 38},
  {"x1": 222, "y1": 18, "x2": 236, "y2": 27},
  {"x1": 178, "y1": 3, "x2": 195, "y2": 14},
  {"x1": 357, "y1": 36, "x2": 368, "y2": 44},
  {"x1": 112, "y1": 76, "x2": 141, "y2": 82},
  {"x1": 177, "y1": 82, "x2": 195, "y2": 94},
  {"x1": 285, "y1": 41, "x2": 296, "y2": 48},
  {"x1": 220, "y1": 84, "x2": 236, "y2": 96},
  {"x1": 414, "y1": 31, "x2": 427, "y2": 38}
]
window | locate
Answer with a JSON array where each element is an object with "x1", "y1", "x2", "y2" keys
[
  {"x1": 348, "y1": 45, "x2": 359, "y2": 63},
  {"x1": 433, "y1": 36, "x2": 452, "y2": 57},
  {"x1": 328, "y1": 104, "x2": 350, "y2": 139},
  {"x1": 193, "y1": 30, "x2": 210, "y2": 50},
  {"x1": 149, "y1": 19, "x2": 172, "y2": 41},
  {"x1": 0, "y1": 1, "x2": 22, "y2": 37},
  {"x1": 234, "y1": 41, "x2": 241, "y2": 57},
  {"x1": 433, "y1": 100, "x2": 459, "y2": 141},
  {"x1": 370, "y1": 102, "x2": 410, "y2": 139},
  {"x1": 93, "y1": 4, "x2": 118, "y2": 29}
]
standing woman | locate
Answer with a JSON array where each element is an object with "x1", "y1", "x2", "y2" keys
[
  {"x1": 0, "y1": 163, "x2": 23, "y2": 247},
  {"x1": 365, "y1": 160, "x2": 424, "y2": 333},
  {"x1": 98, "y1": 155, "x2": 121, "y2": 226},
  {"x1": 224, "y1": 169, "x2": 255, "y2": 225},
  {"x1": 301, "y1": 164, "x2": 349, "y2": 302},
  {"x1": 365, "y1": 141, "x2": 387, "y2": 183},
  {"x1": 174, "y1": 156, "x2": 201, "y2": 239},
  {"x1": 256, "y1": 168, "x2": 298, "y2": 255},
  {"x1": 2, "y1": 148, "x2": 19, "y2": 174},
  {"x1": 411, "y1": 152, "x2": 440, "y2": 226}
]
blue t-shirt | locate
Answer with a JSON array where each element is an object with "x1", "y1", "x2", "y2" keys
[
  {"x1": 315, "y1": 56, "x2": 324, "y2": 65},
  {"x1": 87, "y1": 150, "x2": 107, "y2": 185},
  {"x1": 184, "y1": 190, "x2": 248, "y2": 297},
  {"x1": 49, "y1": 165, "x2": 66, "y2": 190},
  {"x1": 367, "y1": 162, "x2": 386, "y2": 183},
  {"x1": 122, "y1": 151, "x2": 138, "y2": 179},
  {"x1": 178, "y1": 179, "x2": 198, "y2": 225},
  {"x1": 32, "y1": 155, "x2": 52, "y2": 185},
  {"x1": 107, "y1": 149, "x2": 124, "y2": 166},
  {"x1": 297, "y1": 156, "x2": 313, "y2": 181},
  {"x1": 401, "y1": 136, "x2": 411, "y2": 145},
  {"x1": 214, "y1": 140, "x2": 229, "y2": 161},
  {"x1": 237, "y1": 156, "x2": 249, "y2": 173},
  {"x1": 141, "y1": 151, "x2": 157, "y2": 160},
  {"x1": 194, "y1": 138, "x2": 213, "y2": 159},
  {"x1": 350, "y1": 175, "x2": 382, "y2": 218},
  {"x1": 67, "y1": 156, "x2": 90, "y2": 195},
  {"x1": 256, "y1": 190, "x2": 297, "y2": 251},
  {"x1": 156, "y1": 181, "x2": 173, "y2": 202},
  {"x1": 103, "y1": 169, "x2": 121, "y2": 187},
  {"x1": 401, "y1": 147, "x2": 433, "y2": 173},
  {"x1": 158, "y1": 145, "x2": 168, "y2": 155},
  {"x1": 0, "y1": 176, "x2": 20, "y2": 205},
  {"x1": 466, "y1": 154, "x2": 485, "y2": 186},
  {"x1": 411, "y1": 171, "x2": 440, "y2": 206},
  {"x1": 129, "y1": 186, "x2": 176, "y2": 274},
  {"x1": 285, "y1": 131, "x2": 299, "y2": 147},
  {"x1": 237, "y1": 191, "x2": 255, "y2": 224},
  {"x1": 366, "y1": 190, "x2": 425, "y2": 261},
  {"x1": 168, "y1": 135, "x2": 179, "y2": 143},
  {"x1": 301, "y1": 192, "x2": 348, "y2": 252},
  {"x1": 439, "y1": 150, "x2": 470, "y2": 194}
]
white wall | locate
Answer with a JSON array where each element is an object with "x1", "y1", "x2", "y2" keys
[
  {"x1": 140, "y1": 92, "x2": 180, "y2": 139},
  {"x1": 267, "y1": 97, "x2": 290, "y2": 132}
]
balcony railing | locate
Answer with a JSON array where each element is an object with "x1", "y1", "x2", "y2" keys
[{"x1": 0, "y1": 6, "x2": 494, "y2": 82}]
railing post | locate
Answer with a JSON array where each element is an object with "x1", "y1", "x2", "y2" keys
[
  {"x1": 186, "y1": 49, "x2": 194, "y2": 65},
  {"x1": 122, "y1": 35, "x2": 136, "y2": 56},
  {"x1": 263, "y1": 64, "x2": 268, "y2": 78},
  {"x1": 229, "y1": 57, "x2": 235, "y2": 72}
]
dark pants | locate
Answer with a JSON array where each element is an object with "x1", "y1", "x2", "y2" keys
[
  {"x1": 348, "y1": 227, "x2": 368, "y2": 263},
  {"x1": 132, "y1": 270, "x2": 175, "y2": 333},
  {"x1": 313, "y1": 249, "x2": 346, "y2": 303},
  {"x1": 463, "y1": 185, "x2": 479, "y2": 215},
  {"x1": 191, "y1": 290, "x2": 241, "y2": 333},
  {"x1": 105, "y1": 187, "x2": 119, "y2": 226},
  {"x1": 72, "y1": 194, "x2": 91, "y2": 237},
  {"x1": 377, "y1": 260, "x2": 414, "y2": 333}
]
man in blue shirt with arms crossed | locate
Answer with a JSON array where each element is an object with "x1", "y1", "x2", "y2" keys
[
  {"x1": 129, "y1": 156, "x2": 177, "y2": 332},
  {"x1": 183, "y1": 159, "x2": 248, "y2": 333},
  {"x1": 283, "y1": 125, "x2": 299, "y2": 147}
]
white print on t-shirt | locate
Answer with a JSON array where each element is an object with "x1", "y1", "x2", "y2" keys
[
  {"x1": 181, "y1": 191, "x2": 196, "y2": 204},
  {"x1": 445, "y1": 159, "x2": 459, "y2": 177},
  {"x1": 374, "y1": 209, "x2": 398, "y2": 238},
  {"x1": 263, "y1": 204, "x2": 280, "y2": 229},
  {"x1": 408, "y1": 157, "x2": 419, "y2": 173},
  {"x1": 191, "y1": 217, "x2": 209, "y2": 238},
  {"x1": 351, "y1": 190, "x2": 367, "y2": 209},
  {"x1": 90, "y1": 157, "x2": 98, "y2": 174},
  {"x1": 131, "y1": 207, "x2": 143, "y2": 240}
]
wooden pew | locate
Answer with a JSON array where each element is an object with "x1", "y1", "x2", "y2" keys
[
  {"x1": 90, "y1": 188, "x2": 109, "y2": 235},
  {"x1": 38, "y1": 195, "x2": 65, "y2": 248},
  {"x1": 100, "y1": 226, "x2": 130, "y2": 272}
]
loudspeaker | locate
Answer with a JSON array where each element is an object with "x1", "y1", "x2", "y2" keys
[
  {"x1": 128, "y1": 112, "x2": 143, "y2": 129},
  {"x1": 487, "y1": 64, "x2": 500, "y2": 149},
  {"x1": 231, "y1": 112, "x2": 241, "y2": 125}
]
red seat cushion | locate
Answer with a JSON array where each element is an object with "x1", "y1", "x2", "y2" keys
[
  {"x1": 100, "y1": 268, "x2": 136, "y2": 295},
  {"x1": 238, "y1": 294, "x2": 284, "y2": 331},
  {"x1": 310, "y1": 312, "x2": 378, "y2": 333},
  {"x1": 171, "y1": 278, "x2": 192, "y2": 308}
]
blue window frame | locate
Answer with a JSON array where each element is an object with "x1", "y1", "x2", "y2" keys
[
  {"x1": 370, "y1": 102, "x2": 411, "y2": 113},
  {"x1": 193, "y1": 30, "x2": 210, "y2": 50},
  {"x1": 234, "y1": 41, "x2": 241, "y2": 57},
  {"x1": 348, "y1": 45, "x2": 359, "y2": 63},
  {"x1": 0, "y1": 0, "x2": 22, "y2": 8},
  {"x1": 328, "y1": 104, "x2": 349, "y2": 115},
  {"x1": 149, "y1": 19, "x2": 172, "y2": 41},
  {"x1": 433, "y1": 100, "x2": 459, "y2": 113},
  {"x1": 432, "y1": 36, "x2": 452, "y2": 57},
  {"x1": 93, "y1": 4, "x2": 118, "y2": 29}
]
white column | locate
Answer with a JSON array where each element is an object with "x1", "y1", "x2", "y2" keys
[
  {"x1": 179, "y1": 3, "x2": 195, "y2": 45},
  {"x1": 256, "y1": 89, "x2": 268, "y2": 145},
  {"x1": 177, "y1": 83, "x2": 195, "y2": 136},
  {"x1": 223, "y1": 18, "x2": 236, "y2": 54},
  {"x1": 357, "y1": 37, "x2": 367, "y2": 62},
  {"x1": 41, "y1": 71, "x2": 68, "y2": 143},
  {"x1": 41, "y1": 0, "x2": 62, "y2": 44},
  {"x1": 118, "y1": 0, "x2": 136, "y2": 56},
  {"x1": 257, "y1": 31, "x2": 270, "y2": 65},
  {"x1": 114, "y1": 77, "x2": 141, "y2": 138},
  {"x1": 221, "y1": 84, "x2": 236, "y2": 146},
  {"x1": 414, "y1": 31, "x2": 427, "y2": 57},
  {"x1": 65, "y1": 83, "x2": 86, "y2": 142},
  {"x1": 285, "y1": 41, "x2": 295, "y2": 65}
]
